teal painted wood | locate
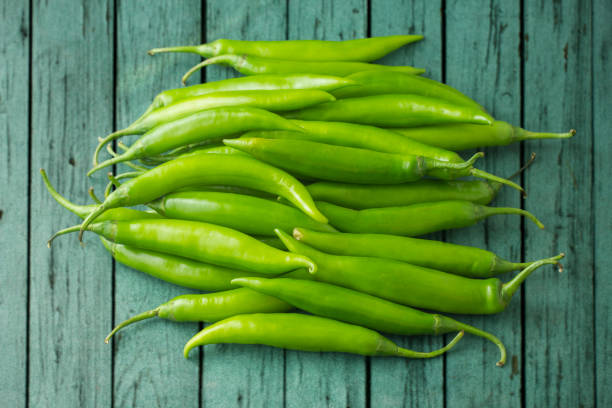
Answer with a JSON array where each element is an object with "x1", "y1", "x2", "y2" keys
[
  {"x1": 370, "y1": 1, "x2": 445, "y2": 407},
  {"x1": 444, "y1": 1, "x2": 522, "y2": 407},
  {"x1": 594, "y1": 0, "x2": 612, "y2": 406},
  {"x1": 284, "y1": 2, "x2": 367, "y2": 408},
  {"x1": 202, "y1": 1, "x2": 287, "y2": 406},
  {"x1": 0, "y1": 2, "x2": 29, "y2": 407},
  {"x1": 523, "y1": 1, "x2": 594, "y2": 407},
  {"x1": 112, "y1": 1, "x2": 201, "y2": 407},
  {"x1": 28, "y1": 0, "x2": 113, "y2": 407}
]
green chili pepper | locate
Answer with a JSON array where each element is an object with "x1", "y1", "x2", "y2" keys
[
  {"x1": 94, "y1": 89, "x2": 335, "y2": 165},
  {"x1": 181, "y1": 55, "x2": 425, "y2": 85},
  {"x1": 79, "y1": 219, "x2": 317, "y2": 275},
  {"x1": 41, "y1": 169, "x2": 263, "y2": 291},
  {"x1": 79, "y1": 153, "x2": 328, "y2": 241},
  {"x1": 89, "y1": 106, "x2": 303, "y2": 175},
  {"x1": 293, "y1": 228, "x2": 537, "y2": 278},
  {"x1": 148, "y1": 191, "x2": 336, "y2": 236},
  {"x1": 284, "y1": 94, "x2": 493, "y2": 127},
  {"x1": 393, "y1": 121, "x2": 576, "y2": 151},
  {"x1": 143, "y1": 74, "x2": 356, "y2": 116},
  {"x1": 315, "y1": 200, "x2": 543, "y2": 236},
  {"x1": 148, "y1": 35, "x2": 423, "y2": 61},
  {"x1": 275, "y1": 229, "x2": 564, "y2": 315},
  {"x1": 232, "y1": 277, "x2": 506, "y2": 365},
  {"x1": 183, "y1": 313, "x2": 464, "y2": 359},
  {"x1": 332, "y1": 71, "x2": 483, "y2": 111},
  {"x1": 225, "y1": 138, "x2": 523, "y2": 193}
]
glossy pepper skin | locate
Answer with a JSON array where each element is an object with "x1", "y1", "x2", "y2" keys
[
  {"x1": 233, "y1": 277, "x2": 506, "y2": 365},
  {"x1": 183, "y1": 313, "x2": 464, "y2": 359},
  {"x1": 224, "y1": 138, "x2": 486, "y2": 184},
  {"x1": 393, "y1": 121, "x2": 576, "y2": 151},
  {"x1": 181, "y1": 54, "x2": 425, "y2": 84},
  {"x1": 332, "y1": 71, "x2": 483, "y2": 111},
  {"x1": 315, "y1": 200, "x2": 544, "y2": 237},
  {"x1": 83, "y1": 219, "x2": 317, "y2": 275},
  {"x1": 94, "y1": 89, "x2": 335, "y2": 165},
  {"x1": 148, "y1": 191, "x2": 337, "y2": 236},
  {"x1": 89, "y1": 106, "x2": 303, "y2": 175},
  {"x1": 143, "y1": 73, "x2": 356, "y2": 115},
  {"x1": 284, "y1": 94, "x2": 494, "y2": 128},
  {"x1": 293, "y1": 228, "x2": 532, "y2": 278},
  {"x1": 275, "y1": 229, "x2": 563, "y2": 315},
  {"x1": 79, "y1": 153, "x2": 328, "y2": 240},
  {"x1": 148, "y1": 35, "x2": 423, "y2": 62}
]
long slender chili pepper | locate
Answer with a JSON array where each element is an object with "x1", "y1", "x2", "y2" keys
[
  {"x1": 332, "y1": 71, "x2": 484, "y2": 111},
  {"x1": 93, "y1": 89, "x2": 334, "y2": 166},
  {"x1": 148, "y1": 35, "x2": 423, "y2": 61},
  {"x1": 232, "y1": 277, "x2": 506, "y2": 365},
  {"x1": 183, "y1": 313, "x2": 463, "y2": 359},
  {"x1": 293, "y1": 228, "x2": 536, "y2": 278},
  {"x1": 225, "y1": 138, "x2": 523, "y2": 193},
  {"x1": 148, "y1": 191, "x2": 337, "y2": 236},
  {"x1": 315, "y1": 200, "x2": 543, "y2": 236},
  {"x1": 393, "y1": 121, "x2": 576, "y2": 150},
  {"x1": 78, "y1": 218, "x2": 317, "y2": 274},
  {"x1": 142, "y1": 74, "x2": 356, "y2": 116},
  {"x1": 89, "y1": 106, "x2": 302, "y2": 175},
  {"x1": 242, "y1": 120, "x2": 521, "y2": 184},
  {"x1": 275, "y1": 229, "x2": 564, "y2": 315},
  {"x1": 284, "y1": 94, "x2": 494, "y2": 127},
  {"x1": 79, "y1": 153, "x2": 327, "y2": 241}
]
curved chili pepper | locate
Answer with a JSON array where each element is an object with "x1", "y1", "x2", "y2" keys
[
  {"x1": 148, "y1": 191, "x2": 337, "y2": 236},
  {"x1": 79, "y1": 153, "x2": 328, "y2": 241},
  {"x1": 181, "y1": 55, "x2": 425, "y2": 85},
  {"x1": 284, "y1": 94, "x2": 493, "y2": 127},
  {"x1": 148, "y1": 35, "x2": 423, "y2": 61},
  {"x1": 293, "y1": 228, "x2": 537, "y2": 278},
  {"x1": 275, "y1": 229, "x2": 564, "y2": 315},
  {"x1": 315, "y1": 200, "x2": 543, "y2": 236},
  {"x1": 183, "y1": 313, "x2": 463, "y2": 359},
  {"x1": 393, "y1": 121, "x2": 576, "y2": 150},
  {"x1": 333, "y1": 71, "x2": 483, "y2": 111},
  {"x1": 232, "y1": 277, "x2": 506, "y2": 366},
  {"x1": 88, "y1": 106, "x2": 302, "y2": 175},
  {"x1": 93, "y1": 89, "x2": 335, "y2": 165}
]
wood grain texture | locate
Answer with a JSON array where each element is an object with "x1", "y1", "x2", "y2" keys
[
  {"x1": 202, "y1": 1, "x2": 287, "y2": 406},
  {"x1": 285, "y1": 2, "x2": 367, "y2": 407},
  {"x1": 523, "y1": 0, "x2": 594, "y2": 407},
  {"x1": 370, "y1": 1, "x2": 445, "y2": 407},
  {"x1": 594, "y1": 0, "x2": 612, "y2": 406},
  {"x1": 112, "y1": 1, "x2": 201, "y2": 407},
  {"x1": 28, "y1": 0, "x2": 113, "y2": 407},
  {"x1": 444, "y1": 1, "x2": 522, "y2": 407},
  {"x1": 0, "y1": 1, "x2": 29, "y2": 407}
]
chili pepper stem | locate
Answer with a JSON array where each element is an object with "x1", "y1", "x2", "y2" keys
[
  {"x1": 79, "y1": 203, "x2": 110, "y2": 242},
  {"x1": 395, "y1": 330, "x2": 464, "y2": 358},
  {"x1": 489, "y1": 152, "x2": 537, "y2": 196},
  {"x1": 47, "y1": 225, "x2": 82, "y2": 247},
  {"x1": 40, "y1": 169, "x2": 91, "y2": 218},
  {"x1": 479, "y1": 205, "x2": 545, "y2": 229},
  {"x1": 87, "y1": 154, "x2": 132, "y2": 176},
  {"x1": 501, "y1": 253, "x2": 565, "y2": 303},
  {"x1": 470, "y1": 168, "x2": 525, "y2": 195},
  {"x1": 93, "y1": 128, "x2": 138, "y2": 167},
  {"x1": 182, "y1": 57, "x2": 223, "y2": 85},
  {"x1": 148, "y1": 44, "x2": 213, "y2": 57},
  {"x1": 105, "y1": 308, "x2": 160, "y2": 343},
  {"x1": 105, "y1": 143, "x2": 149, "y2": 173},
  {"x1": 88, "y1": 187, "x2": 102, "y2": 204},
  {"x1": 437, "y1": 316, "x2": 507, "y2": 366},
  {"x1": 513, "y1": 127, "x2": 576, "y2": 142}
]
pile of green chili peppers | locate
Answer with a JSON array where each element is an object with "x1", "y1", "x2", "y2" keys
[{"x1": 43, "y1": 35, "x2": 572, "y2": 367}]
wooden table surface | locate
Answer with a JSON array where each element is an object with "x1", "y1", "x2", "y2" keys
[{"x1": 1, "y1": 0, "x2": 609, "y2": 407}]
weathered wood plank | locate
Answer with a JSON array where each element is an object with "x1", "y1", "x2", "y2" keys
[
  {"x1": 444, "y1": 1, "x2": 522, "y2": 407},
  {"x1": 202, "y1": 1, "x2": 286, "y2": 406},
  {"x1": 0, "y1": 2, "x2": 29, "y2": 407},
  {"x1": 284, "y1": 2, "x2": 367, "y2": 407},
  {"x1": 594, "y1": 0, "x2": 612, "y2": 406},
  {"x1": 523, "y1": 0, "x2": 594, "y2": 407},
  {"x1": 29, "y1": 1, "x2": 113, "y2": 407},
  {"x1": 370, "y1": 2, "x2": 444, "y2": 407},
  {"x1": 112, "y1": 2, "x2": 201, "y2": 407}
]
